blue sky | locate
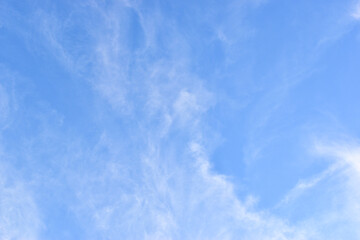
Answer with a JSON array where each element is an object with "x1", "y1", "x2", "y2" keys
[{"x1": 1, "y1": 0, "x2": 360, "y2": 239}]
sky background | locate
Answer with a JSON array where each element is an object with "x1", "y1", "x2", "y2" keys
[{"x1": 1, "y1": 0, "x2": 360, "y2": 239}]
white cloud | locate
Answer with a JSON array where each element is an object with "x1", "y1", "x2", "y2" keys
[
  {"x1": 276, "y1": 162, "x2": 340, "y2": 208},
  {"x1": 71, "y1": 132, "x2": 314, "y2": 239},
  {"x1": 13, "y1": 1, "x2": 360, "y2": 239},
  {"x1": 36, "y1": 2, "x2": 311, "y2": 239},
  {"x1": 351, "y1": 2, "x2": 360, "y2": 19},
  {"x1": 0, "y1": 165, "x2": 42, "y2": 240},
  {"x1": 272, "y1": 140, "x2": 360, "y2": 239}
]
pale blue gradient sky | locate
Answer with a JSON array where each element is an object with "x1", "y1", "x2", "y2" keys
[{"x1": 1, "y1": 0, "x2": 360, "y2": 239}]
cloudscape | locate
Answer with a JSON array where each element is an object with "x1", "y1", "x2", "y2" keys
[{"x1": 1, "y1": 0, "x2": 360, "y2": 239}]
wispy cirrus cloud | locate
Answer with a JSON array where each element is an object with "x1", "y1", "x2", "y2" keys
[
  {"x1": 272, "y1": 138, "x2": 360, "y2": 239},
  {"x1": 28, "y1": 1, "x2": 314, "y2": 239},
  {"x1": 1, "y1": 0, "x2": 360, "y2": 239}
]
